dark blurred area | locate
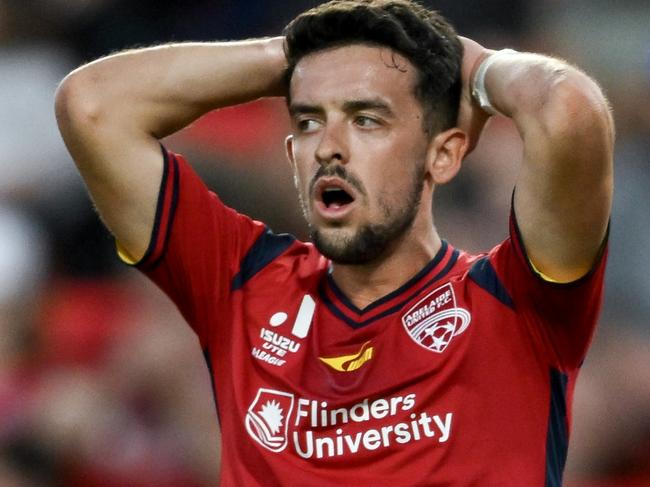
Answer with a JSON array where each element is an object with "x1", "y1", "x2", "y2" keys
[{"x1": 0, "y1": 0, "x2": 648, "y2": 485}]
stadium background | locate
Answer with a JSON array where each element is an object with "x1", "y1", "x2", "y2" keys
[{"x1": 0, "y1": 0, "x2": 648, "y2": 485}]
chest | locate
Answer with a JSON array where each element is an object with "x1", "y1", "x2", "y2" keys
[
  {"x1": 212, "y1": 273, "x2": 550, "y2": 478},
  {"x1": 217, "y1": 273, "x2": 545, "y2": 408}
]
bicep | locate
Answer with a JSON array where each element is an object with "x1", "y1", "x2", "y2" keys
[
  {"x1": 513, "y1": 71, "x2": 614, "y2": 282},
  {"x1": 56, "y1": 73, "x2": 164, "y2": 262}
]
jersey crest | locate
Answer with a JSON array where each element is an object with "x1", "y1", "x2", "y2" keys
[{"x1": 401, "y1": 283, "x2": 471, "y2": 353}]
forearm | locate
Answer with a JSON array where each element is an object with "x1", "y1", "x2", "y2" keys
[
  {"x1": 54, "y1": 37, "x2": 287, "y2": 261},
  {"x1": 56, "y1": 37, "x2": 287, "y2": 140},
  {"x1": 476, "y1": 49, "x2": 614, "y2": 279},
  {"x1": 481, "y1": 51, "x2": 613, "y2": 153}
]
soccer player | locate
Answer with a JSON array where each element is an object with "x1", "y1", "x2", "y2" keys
[{"x1": 54, "y1": 0, "x2": 614, "y2": 485}]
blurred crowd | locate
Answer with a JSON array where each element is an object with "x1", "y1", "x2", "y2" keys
[{"x1": 0, "y1": 0, "x2": 648, "y2": 485}]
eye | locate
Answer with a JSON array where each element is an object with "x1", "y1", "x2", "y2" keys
[
  {"x1": 354, "y1": 115, "x2": 380, "y2": 128},
  {"x1": 296, "y1": 118, "x2": 321, "y2": 133}
]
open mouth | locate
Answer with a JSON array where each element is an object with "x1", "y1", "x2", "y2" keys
[
  {"x1": 312, "y1": 177, "x2": 358, "y2": 219},
  {"x1": 321, "y1": 187, "x2": 354, "y2": 209}
]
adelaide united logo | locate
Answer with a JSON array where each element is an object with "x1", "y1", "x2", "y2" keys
[{"x1": 401, "y1": 283, "x2": 471, "y2": 354}]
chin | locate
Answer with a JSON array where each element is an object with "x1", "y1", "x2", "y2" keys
[
  {"x1": 307, "y1": 185, "x2": 421, "y2": 265},
  {"x1": 311, "y1": 225, "x2": 392, "y2": 265}
]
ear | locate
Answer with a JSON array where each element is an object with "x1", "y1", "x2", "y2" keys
[
  {"x1": 285, "y1": 135, "x2": 296, "y2": 168},
  {"x1": 425, "y1": 128, "x2": 468, "y2": 184}
]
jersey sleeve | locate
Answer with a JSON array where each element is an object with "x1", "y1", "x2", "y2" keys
[
  {"x1": 489, "y1": 206, "x2": 609, "y2": 370},
  {"x1": 119, "y1": 146, "x2": 266, "y2": 347}
]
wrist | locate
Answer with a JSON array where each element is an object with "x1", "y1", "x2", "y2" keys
[
  {"x1": 471, "y1": 48, "x2": 517, "y2": 116},
  {"x1": 263, "y1": 37, "x2": 289, "y2": 97}
]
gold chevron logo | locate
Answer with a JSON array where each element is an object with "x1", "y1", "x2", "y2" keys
[{"x1": 319, "y1": 341, "x2": 374, "y2": 372}]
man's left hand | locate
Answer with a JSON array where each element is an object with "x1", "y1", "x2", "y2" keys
[{"x1": 457, "y1": 36, "x2": 494, "y2": 154}]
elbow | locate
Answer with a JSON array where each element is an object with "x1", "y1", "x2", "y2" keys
[
  {"x1": 537, "y1": 68, "x2": 614, "y2": 145},
  {"x1": 55, "y1": 69, "x2": 106, "y2": 137}
]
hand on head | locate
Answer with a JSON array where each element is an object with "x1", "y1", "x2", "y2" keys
[{"x1": 457, "y1": 36, "x2": 494, "y2": 154}]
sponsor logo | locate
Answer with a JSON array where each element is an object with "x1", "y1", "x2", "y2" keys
[
  {"x1": 251, "y1": 294, "x2": 316, "y2": 367},
  {"x1": 319, "y1": 341, "x2": 374, "y2": 372},
  {"x1": 245, "y1": 388, "x2": 295, "y2": 452},
  {"x1": 401, "y1": 283, "x2": 471, "y2": 353},
  {"x1": 245, "y1": 388, "x2": 454, "y2": 460}
]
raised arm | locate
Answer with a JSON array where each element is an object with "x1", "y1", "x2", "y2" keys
[
  {"x1": 55, "y1": 38, "x2": 287, "y2": 262},
  {"x1": 459, "y1": 38, "x2": 614, "y2": 282}
]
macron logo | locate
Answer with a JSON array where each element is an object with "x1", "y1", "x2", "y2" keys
[{"x1": 318, "y1": 341, "x2": 374, "y2": 372}]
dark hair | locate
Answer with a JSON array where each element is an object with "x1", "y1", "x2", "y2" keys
[{"x1": 283, "y1": 0, "x2": 463, "y2": 135}]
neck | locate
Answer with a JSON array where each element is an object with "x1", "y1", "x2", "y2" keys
[{"x1": 330, "y1": 217, "x2": 441, "y2": 310}]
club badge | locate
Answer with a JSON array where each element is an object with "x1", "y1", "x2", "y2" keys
[{"x1": 401, "y1": 283, "x2": 471, "y2": 353}]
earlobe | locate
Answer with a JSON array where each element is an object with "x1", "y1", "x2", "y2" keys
[
  {"x1": 285, "y1": 135, "x2": 295, "y2": 167},
  {"x1": 427, "y1": 128, "x2": 468, "y2": 184}
]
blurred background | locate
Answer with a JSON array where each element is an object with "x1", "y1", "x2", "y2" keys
[{"x1": 0, "y1": 0, "x2": 648, "y2": 485}]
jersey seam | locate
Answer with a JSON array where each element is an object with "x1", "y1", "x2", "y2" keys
[
  {"x1": 121, "y1": 144, "x2": 170, "y2": 269},
  {"x1": 140, "y1": 149, "x2": 180, "y2": 271}
]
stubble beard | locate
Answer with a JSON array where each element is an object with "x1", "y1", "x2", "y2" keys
[{"x1": 306, "y1": 175, "x2": 424, "y2": 265}]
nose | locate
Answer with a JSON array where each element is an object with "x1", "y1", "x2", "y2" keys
[{"x1": 315, "y1": 122, "x2": 348, "y2": 166}]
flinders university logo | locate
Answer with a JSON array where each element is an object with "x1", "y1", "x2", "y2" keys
[
  {"x1": 245, "y1": 388, "x2": 455, "y2": 459},
  {"x1": 245, "y1": 388, "x2": 295, "y2": 452},
  {"x1": 401, "y1": 283, "x2": 471, "y2": 354}
]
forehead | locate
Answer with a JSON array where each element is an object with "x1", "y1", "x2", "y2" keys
[{"x1": 290, "y1": 44, "x2": 419, "y2": 109}]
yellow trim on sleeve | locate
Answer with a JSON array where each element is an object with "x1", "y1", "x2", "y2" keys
[
  {"x1": 116, "y1": 240, "x2": 138, "y2": 265},
  {"x1": 528, "y1": 258, "x2": 563, "y2": 284}
]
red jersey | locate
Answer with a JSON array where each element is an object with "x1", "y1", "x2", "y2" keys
[{"x1": 129, "y1": 149, "x2": 607, "y2": 486}]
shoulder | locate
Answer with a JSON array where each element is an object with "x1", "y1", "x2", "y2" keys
[
  {"x1": 446, "y1": 242, "x2": 516, "y2": 310},
  {"x1": 232, "y1": 229, "x2": 329, "y2": 291}
]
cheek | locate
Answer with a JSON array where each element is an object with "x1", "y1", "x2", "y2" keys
[
  {"x1": 292, "y1": 159, "x2": 315, "y2": 199},
  {"x1": 368, "y1": 158, "x2": 422, "y2": 210}
]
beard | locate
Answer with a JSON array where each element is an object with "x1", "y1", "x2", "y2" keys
[{"x1": 305, "y1": 167, "x2": 424, "y2": 265}]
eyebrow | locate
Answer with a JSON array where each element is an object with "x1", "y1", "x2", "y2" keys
[
  {"x1": 288, "y1": 103, "x2": 324, "y2": 118},
  {"x1": 342, "y1": 99, "x2": 395, "y2": 118},
  {"x1": 288, "y1": 98, "x2": 395, "y2": 119}
]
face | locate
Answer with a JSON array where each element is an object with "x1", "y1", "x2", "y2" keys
[{"x1": 287, "y1": 44, "x2": 433, "y2": 264}]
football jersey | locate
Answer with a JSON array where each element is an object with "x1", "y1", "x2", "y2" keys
[{"x1": 126, "y1": 148, "x2": 607, "y2": 487}]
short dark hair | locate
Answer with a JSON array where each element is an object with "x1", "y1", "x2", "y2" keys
[{"x1": 283, "y1": 0, "x2": 463, "y2": 135}]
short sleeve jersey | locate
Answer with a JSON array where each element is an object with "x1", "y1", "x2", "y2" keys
[{"x1": 129, "y1": 149, "x2": 608, "y2": 487}]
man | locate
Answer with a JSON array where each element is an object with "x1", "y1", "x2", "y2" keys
[{"x1": 55, "y1": 0, "x2": 613, "y2": 485}]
